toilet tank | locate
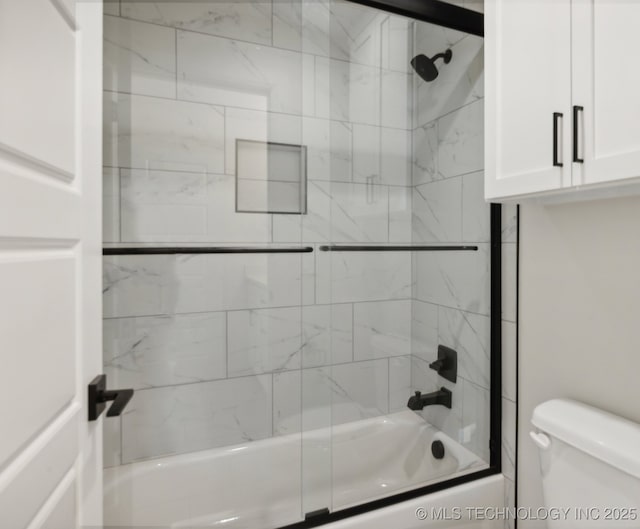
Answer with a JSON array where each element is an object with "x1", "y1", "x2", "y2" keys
[{"x1": 531, "y1": 399, "x2": 640, "y2": 528}]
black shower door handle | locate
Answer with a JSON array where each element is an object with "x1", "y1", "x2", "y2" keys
[
  {"x1": 573, "y1": 105, "x2": 584, "y2": 163},
  {"x1": 88, "y1": 374, "x2": 134, "y2": 421},
  {"x1": 553, "y1": 112, "x2": 563, "y2": 167}
]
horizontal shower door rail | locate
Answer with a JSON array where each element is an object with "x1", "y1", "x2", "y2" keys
[
  {"x1": 318, "y1": 245, "x2": 478, "y2": 252},
  {"x1": 103, "y1": 246, "x2": 314, "y2": 255}
]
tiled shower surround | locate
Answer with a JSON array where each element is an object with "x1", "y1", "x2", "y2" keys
[{"x1": 102, "y1": 0, "x2": 516, "y2": 484}]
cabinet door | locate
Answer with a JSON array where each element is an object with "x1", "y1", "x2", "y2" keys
[
  {"x1": 486, "y1": 0, "x2": 572, "y2": 200},
  {"x1": 572, "y1": 0, "x2": 640, "y2": 187}
]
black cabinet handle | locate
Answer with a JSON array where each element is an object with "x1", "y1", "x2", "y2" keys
[
  {"x1": 553, "y1": 112, "x2": 563, "y2": 167},
  {"x1": 88, "y1": 374, "x2": 134, "y2": 421},
  {"x1": 573, "y1": 105, "x2": 584, "y2": 163}
]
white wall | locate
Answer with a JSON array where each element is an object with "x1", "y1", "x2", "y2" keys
[{"x1": 518, "y1": 196, "x2": 640, "y2": 527}]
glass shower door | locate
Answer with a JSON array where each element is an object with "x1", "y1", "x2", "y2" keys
[
  {"x1": 101, "y1": 0, "x2": 494, "y2": 526},
  {"x1": 102, "y1": 1, "x2": 313, "y2": 525},
  {"x1": 301, "y1": 0, "x2": 493, "y2": 517}
]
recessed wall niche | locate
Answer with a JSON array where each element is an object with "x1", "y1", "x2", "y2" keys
[{"x1": 235, "y1": 139, "x2": 307, "y2": 214}]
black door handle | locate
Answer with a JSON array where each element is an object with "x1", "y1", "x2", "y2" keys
[
  {"x1": 573, "y1": 105, "x2": 584, "y2": 163},
  {"x1": 553, "y1": 112, "x2": 563, "y2": 167},
  {"x1": 88, "y1": 374, "x2": 134, "y2": 421}
]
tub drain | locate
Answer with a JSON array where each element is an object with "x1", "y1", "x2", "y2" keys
[{"x1": 431, "y1": 440, "x2": 445, "y2": 459}]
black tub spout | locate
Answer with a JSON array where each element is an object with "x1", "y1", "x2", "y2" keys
[{"x1": 407, "y1": 388, "x2": 452, "y2": 411}]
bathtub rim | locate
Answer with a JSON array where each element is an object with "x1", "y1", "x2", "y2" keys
[{"x1": 280, "y1": 466, "x2": 501, "y2": 529}]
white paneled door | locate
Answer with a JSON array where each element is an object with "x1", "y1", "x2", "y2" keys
[{"x1": 0, "y1": 1, "x2": 103, "y2": 528}]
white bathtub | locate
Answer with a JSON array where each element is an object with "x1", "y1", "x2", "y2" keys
[{"x1": 104, "y1": 410, "x2": 499, "y2": 528}]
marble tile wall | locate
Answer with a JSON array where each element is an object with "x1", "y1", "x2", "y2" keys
[
  {"x1": 409, "y1": 21, "x2": 489, "y2": 464},
  {"x1": 102, "y1": 3, "x2": 515, "y2": 506},
  {"x1": 408, "y1": 15, "x2": 518, "y2": 505},
  {"x1": 103, "y1": 3, "x2": 415, "y2": 246},
  {"x1": 102, "y1": 0, "x2": 417, "y2": 466},
  {"x1": 410, "y1": 7, "x2": 517, "y2": 521}
]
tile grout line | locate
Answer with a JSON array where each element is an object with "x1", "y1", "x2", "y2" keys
[
  {"x1": 103, "y1": 292, "x2": 496, "y2": 322},
  {"x1": 102, "y1": 297, "x2": 417, "y2": 321},
  {"x1": 460, "y1": 170, "x2": 465, "y2": 241},
  {"x1": 174, "y1": 27, "x2": 178, "y2": 100},
  {"x1": 102, "y1": 87, "x2": 411, "y2": 135},
  {"x1": 270, "y1": 1, "x2": 274, "y2": 49},
  {"x1": 104, "y1": 12, "x2": 413, "y2": 78},
  {"x1": 117, "y1": 167, "x2": 122, "y2": 243},
  {"x1": 412, "y1": 96, "x2": 485, "y2": 134},
  {"x1": 351, "y1": 303, "x2": 355, "y2": 362},
  {"x1": 127, "y1": 354, "x2": 415, "y2": 395},
  {"x1": 387, "y1": 357, "x2": 391, "y2": 413},
  {"x1": 313, "y1": 242, "x2": 317, "y2": 304},
  {"x1": 104, "y1": 237, "x2": 495, "y2": 246},
  {"x1": 118, "y1": 415, "x2": 123, "y2": 466},
  {"x1": 225, "y1": 310, "x2": 229, "y2": 379}
]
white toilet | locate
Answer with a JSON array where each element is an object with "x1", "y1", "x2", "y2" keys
[{"x1": 530, "y1": 399, "x2": 640, "y2": 527}]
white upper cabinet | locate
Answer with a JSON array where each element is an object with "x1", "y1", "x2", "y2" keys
[
  {"x1": 485, "y1": 0, "x2": 572, "y2": 200},
  {"x1": 572, "y1": 0, "x2": 640, "y2": 187},
  {"x1": 486, "y1": 0, "x2": 640, "y2": 201}
]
